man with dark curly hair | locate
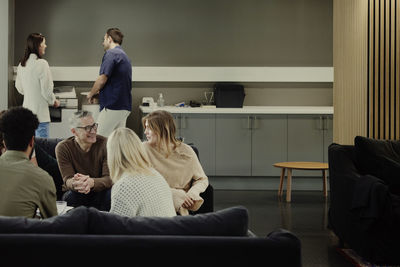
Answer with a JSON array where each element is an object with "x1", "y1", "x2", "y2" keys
[{"x1": 0, "y1": 107, "x2": 57, "y2": 218}]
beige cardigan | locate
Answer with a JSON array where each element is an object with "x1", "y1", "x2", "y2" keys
[{"x1": 143, "y1": 142, "x2": 209, "y2": 215}]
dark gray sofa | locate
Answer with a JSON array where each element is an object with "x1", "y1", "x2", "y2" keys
[
  {"x1": 328, "y1": 136, "x2": 400, "y2": 265},
  {"x1": 0, "y1": 206, "x2": 301, "y2": 267}
]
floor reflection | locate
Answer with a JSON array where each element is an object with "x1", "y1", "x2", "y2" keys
[
  {"x1": 277, "y1": 193, "x2": 329, "y2": 232},
  {"x1": 214, "y1": 190, "x2": 351, "y2": 266}
]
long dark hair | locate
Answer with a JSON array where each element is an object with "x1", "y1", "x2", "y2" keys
[{"x1": 20, "y1": 33, "x2": 44, "y2": 67}]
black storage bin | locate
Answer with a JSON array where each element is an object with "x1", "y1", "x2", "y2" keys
[
  {"x1": 213, "y1": 83, "x2": 245, "y2": 108},
  {"x1": 49, "y1": 107, "x2": 61, "y2": 122}
]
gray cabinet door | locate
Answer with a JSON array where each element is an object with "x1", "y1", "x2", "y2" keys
[
  {"x1": 323, "y1": 115, "x2": 333, "y2": 162},
  {"x1": 172, "y1": 114, "x2": 181, "y2": 139},
  {"x1": 216, "y1": 114, "x2": 252, "y2": 176},
  {"x1": 288, "y1": 115, "x2": 324, "y2": 177},
  {"x1": 251, "y1": 115, "x2": 288, "y2": 176},
  {"x1": 180, "y1": 114, "x2": 216, "y2": 176}
]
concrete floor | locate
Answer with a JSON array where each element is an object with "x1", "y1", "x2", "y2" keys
[{"x1": 213, "y1": 190, "x2": 353, "y2": 267}]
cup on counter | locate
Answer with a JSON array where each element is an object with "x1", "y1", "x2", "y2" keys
[
  {"x1": 56, "y1": 201, "x2": 67, "y2": 215},
  {"x1": 204, "y1": 91, "x2": 214, "y2": 105}
]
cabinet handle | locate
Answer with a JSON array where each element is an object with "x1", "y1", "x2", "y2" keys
[
  {"x1": 323, "y1": 116, "x2": 330, "y2": 130},
  {"x1": 174, "y1": 116, "x2": 180, "y2": 129},
  {"x1": 181, "y1": 115, "x2": 186, "y2": 129},
  {"x1": 318, "y1": 116, "x2": 323, "y2": 130},
  {"x1": 253, "y1": 116, "x2": 258, "y2": 129},
  {"x1": 247, "y1": 116, "x2": 251, "y2": 129}
]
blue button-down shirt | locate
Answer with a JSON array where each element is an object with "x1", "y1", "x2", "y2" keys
[{"x1": 99, "y1": 46, "x2": 132, "y2": 111}]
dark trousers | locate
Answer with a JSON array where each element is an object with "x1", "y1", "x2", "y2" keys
[{"x1": 62, "y1": 189, "x2": 111, "y2": 211}]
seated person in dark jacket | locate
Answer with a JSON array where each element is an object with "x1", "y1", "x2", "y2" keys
[{"x1": 55, "y1": 110, "x2": 111, "y2": 211}]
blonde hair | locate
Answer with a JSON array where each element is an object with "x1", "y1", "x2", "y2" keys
[
  {"x1": 107, "y1": 127, "x2": 153, "y2": 184},
  {"x1": 142, "y1": 110, "x2": 181, "y2": 156}
]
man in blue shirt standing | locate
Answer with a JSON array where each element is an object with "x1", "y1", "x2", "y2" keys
[{"x1": 87, "y1": 28, "x2": 132, "y2": 137}]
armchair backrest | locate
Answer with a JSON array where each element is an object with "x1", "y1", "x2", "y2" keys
[{"x1": 34, "y1": 137, "x2": 64, "y2": 159}]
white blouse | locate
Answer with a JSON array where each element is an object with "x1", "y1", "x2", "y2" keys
[{"x1": 15, "y1": 53, "x2": 56, "y2": 123}]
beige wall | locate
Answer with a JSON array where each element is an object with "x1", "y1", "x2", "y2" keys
[
  {"x1": 0, "y1": 0, "x2": 12, "y2": 111},
  {"x1": 11, "y1": 0, "x2": 334, "y2": 136},
  {"x1": 14, "y1": 0, "x2": 333, "y2": 67}
]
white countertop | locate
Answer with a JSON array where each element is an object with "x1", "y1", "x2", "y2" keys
[{"x1": 139, "y1": 105, "x2": 334, "y2": 114}]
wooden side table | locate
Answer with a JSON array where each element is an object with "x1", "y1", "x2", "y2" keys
[{"x1": 273, "y1": 161, "x2": 329, "y2": 202}]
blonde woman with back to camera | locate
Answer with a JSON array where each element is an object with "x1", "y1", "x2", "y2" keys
[
  {"x1": 107, "y1": 127, "x2": 176, "y2": 217},
  {"x1": 142, "y1": 110, "x2": 209, "y2": 216}
]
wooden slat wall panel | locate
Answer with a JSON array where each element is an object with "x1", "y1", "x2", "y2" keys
[
  {"x1": 333, "y1": 0, "x2": 368, "y2": 144},
  {"x1": 368, "y1": 0, "x2": 400, "y2": 140},
  {"x1": 374, "y1": 0, "x2": 380, "y2": 138},
  {"x1": 369, "y1": 0, "x2": 375, "y2": 137},
  {"x1": 386, "y1": 0, "x2": 390, "y2": 138},
  {"x1": 393, "y1": 0, "x2": 400, "y2": 140},
  {"x1": 390, "y1": 0, "x2": 395, "y2": 139}
]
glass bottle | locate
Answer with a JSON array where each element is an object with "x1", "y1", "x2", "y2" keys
[{"x1": 157, "y1": 93, "x2": 165, "y2": 107}]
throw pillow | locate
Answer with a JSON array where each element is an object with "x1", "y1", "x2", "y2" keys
[
  {"x1": 354, "y1": 136, "x2": 400, "y2": 195},
  {"x1": 0, "y1": 206, "x2": 88, "y2": 234},
  {"x1": 354, "y1": 136, "x2": 400, "y2": 175},
  {"x1": 87, "y1": 206, "x2": 248, "y2": 236}
]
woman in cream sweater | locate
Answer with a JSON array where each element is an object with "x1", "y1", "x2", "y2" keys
[
  {"x1": 142, "y1": 110, "x2": 209, "y2": 215},
  {"x1": 15, "y1": 33, "x2": 59, "y2": 137}
]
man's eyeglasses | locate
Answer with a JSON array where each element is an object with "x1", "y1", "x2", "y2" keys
[{"x1": 76, "y1": 123, "x2": 98, "y2": 132}]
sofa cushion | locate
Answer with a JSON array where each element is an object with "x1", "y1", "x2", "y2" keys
[
  {"x1": 34, "y1": 143, "x2": 64, "y2": 200},
  {"x1": 354, "y1": 136, "x2": 400, "y2": 195},
  {"x1": 34, "y1": 137, "x2": 64, "y2": 159},
  {"x1": 88, "y1": 206, "x2": 248, "y2": 236},
  {"x1": 378, "y1": 156, "x2": 400, "y2": 195},
  {"x1": 0, "y1": 206, "x2": 88, "y2": 234}
]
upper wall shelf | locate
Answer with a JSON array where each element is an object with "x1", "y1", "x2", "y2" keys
[{"x1": 13, "y1": 66, "x2": 333, "y2": 82}]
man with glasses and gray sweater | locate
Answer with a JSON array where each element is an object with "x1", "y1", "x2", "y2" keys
[{"x1": 55, "y1": 110, "x2": 111, "y2": 211}]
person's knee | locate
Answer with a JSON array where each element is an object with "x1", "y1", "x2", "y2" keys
[
  {"x1": 99, "y1": 189, "x2": 111, "y2": 211},
  {"x1": 62, "y1": 191, "x2": 84, "y2": 207}
]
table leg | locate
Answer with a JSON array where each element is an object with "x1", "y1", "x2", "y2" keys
[
  {"x1": 278, "y1": 168, "x2": 285, "y2": 196},
  {"x1": 322, "y1": 170, "x2": 327, "y2": 197},
  {"x1": 286, "y1": 168, "x2": 292, "y2": 202}
]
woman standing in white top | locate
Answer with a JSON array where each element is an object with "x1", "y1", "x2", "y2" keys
[
  {"x1": 15, "y1": 33, "x2": 60, "y2": 138},
  {"x1": 107, "y1": 127, "x2": 176, "y2": 217}
]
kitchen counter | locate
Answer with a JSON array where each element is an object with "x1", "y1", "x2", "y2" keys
[{"x1": 139, "y1": 105, "x2": 334, "y2": 115}]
